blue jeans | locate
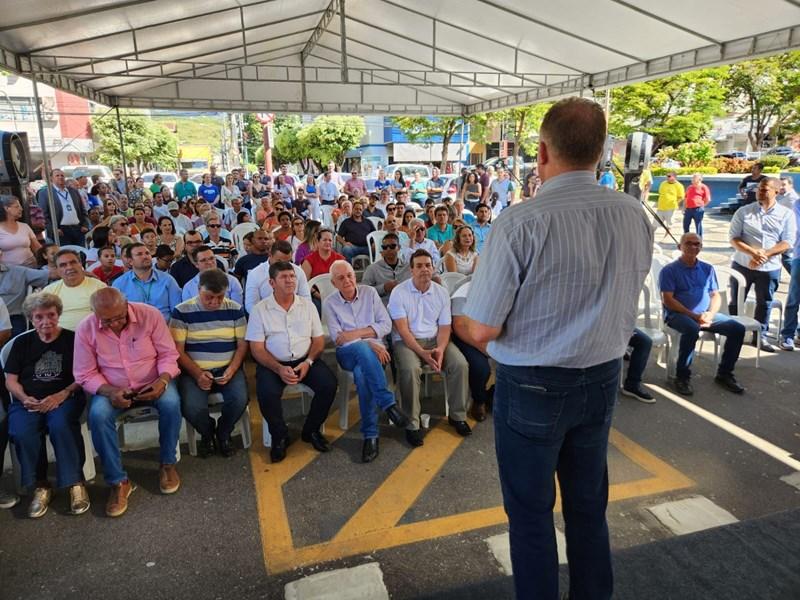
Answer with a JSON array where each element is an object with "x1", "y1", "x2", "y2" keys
[
  {"x1": 179, "y1": 369, "x2": 248, "y2": 441},
  {"x1": 452, "y1": 334, "x2": 494, "y2": 407},
  {"x1": 780, "y1": 257, "x2": 800, "y2": 339},
  {"x1": 8, "y1": 394, "x2": 85, "y2": 489},
  {"x1": 665, "y1": 313, "x2": 745, "y2": 379},
  {"x1": 625, "y1": 328, "x2": 652, "y2": 387},
  {"x1": 342, "y1": 244, "x2": 369, "y2": 263},
  {"x1": 336, "y1": 342, "x2": 396, "y2": 439},
  {"x1": 683, "y1": 207, "x2": 704, "y2": 237},
  {"x1": 728, "y1": 262, "x2": 780, "y2": 333},
  {"x1": 88, "y1": 381, "x2": 182, "y2": 485},
  {"x1": 494, "y1": 359, "x2": 620, "y2": 600}
]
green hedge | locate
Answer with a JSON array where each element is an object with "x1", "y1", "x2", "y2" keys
[
  {"x1": 652, "y1": 166, "x2": 718, "y2": 176},
  {"x1": 763, "y1": 166, "x2": 782, "y2": 173},
  {"x1": 759, "y1": 155, "x2": 790, "y2": 168}
]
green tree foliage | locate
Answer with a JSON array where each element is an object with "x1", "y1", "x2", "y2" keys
[
  {"x1": 296, "y1": 116, "x2": 365, "y2": 168},
  {"x1": 725, "y1": 52, "x2": 800, "y2": 149},
  {"x1": 486, "y1": 104, "x2": 551, "y2": 179},
  {"x1": 92, "y1": 111, "x2": 178, "y2": 172},
  {"x1": 607, "y1": 68, "x2": 728, "y2": 149},
  {"x1": 392, "y1": 116, "x2": 464, "y2": 168}
]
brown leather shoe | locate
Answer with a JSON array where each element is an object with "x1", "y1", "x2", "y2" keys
[
  {"x1": 159, "y1": 464, "x2": 180, "y2": 494},
  {"x1": 106, "y1": 480, "x2": 135, "y2": 518},
  {"x1": 469, "y1": 402, "x2": 487, "y2": 422}
]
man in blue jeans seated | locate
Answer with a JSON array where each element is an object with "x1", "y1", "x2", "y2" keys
[
  {"x1": 170, "y1": 269, "x2": 249, "y2": 458},
  {"x1": 659, "y1": 232, "x2": 746, "y2": 396},
  {"x1": 323, "y1": 260, "x2": 409, "y2": 463}
]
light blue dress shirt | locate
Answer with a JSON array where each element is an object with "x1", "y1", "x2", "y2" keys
[
  {"x1": 729, "y1": 202, "x2": 796, "y2": 272},
  {"x1": 322, "y1": 285, "x2": 392, "y2": 347},
  {"x1": 112, "y1": 269, "x2": 182, "y2": 320}
]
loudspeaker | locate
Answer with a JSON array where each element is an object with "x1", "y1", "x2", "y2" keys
[
  {"x1": 624, "y1": 132, "x2": 652, "y2": 174},
  {"x1": 0, "y1": 131, "x2": 31, "y2": 184}
]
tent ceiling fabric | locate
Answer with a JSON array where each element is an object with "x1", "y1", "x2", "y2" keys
[{"x1": 0, "y1": 0, "x2": 798, "y2": 115}]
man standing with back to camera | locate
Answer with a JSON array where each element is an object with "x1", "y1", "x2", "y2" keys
[{"x1": 463, "y1": 98, "x2": 653, "y2": 600}]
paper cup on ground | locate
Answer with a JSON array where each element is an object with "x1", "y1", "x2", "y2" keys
[{"x1": 420, "y1": 413, "x2": 431, "y2": 428}]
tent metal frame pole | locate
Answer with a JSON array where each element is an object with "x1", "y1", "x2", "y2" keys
[
  {"x1": 115, "y1": 106, "x2": 129, "y2": 195},
  {"x1": 30, "y1": 64, "x2": 59, "y2": 245}
]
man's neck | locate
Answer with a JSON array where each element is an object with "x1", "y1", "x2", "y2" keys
[
  {"x1": 64, "y1": 276, "x2": 85, "y2": 288},
  {"x1": 55, "y1": 183, "x2": 66, "y2": 191},
  {"x1": 274, "y1": 292, "x2": 295, "y2": 309},
  {"x1": 134, "y1": 267, "x2": 153, "y2": 281},
  {"x1": 679, "y1": 255, "x2": 698, "y2": 267},
  {"x1": 384, "y1": 256, "x2": 398, "y2": 267},
  {"x1": 758, "y1": 199, "x2": 776, "y2": 211},
  {"x1": 437, "y1": 223, "x2": 447, "y2": 231},
  {"x1": 342, "y1": 289, "x2": 357, "y2": 302},
  {"x1": 413, "y1": 278, "x2": 431, "y2": 293}
]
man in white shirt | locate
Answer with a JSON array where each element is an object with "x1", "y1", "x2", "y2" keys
[
  {"x1": 401, "y1": 219, "x2": 440, "y2": 265},
  {"x1": 318, "y1": 171, "x2": 339, "y2": 206},
  {"x1": 387, "y1": 249, "x2": 470, "y2": 447},
  {"x1": 245, "y1": 261, "x2": 337, "y2": 463},
  {"x1": 38, "y1": 168, "x2": 90, "y2": 245},
  {"x1": 245, "y1": 240, "x2": 310, "y2": 313},
  {"x1": 488, "y1": 168, "x2": 515, "y2": 215}
]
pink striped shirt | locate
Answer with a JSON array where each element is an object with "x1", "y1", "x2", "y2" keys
[{"x1": 74, "y1": 302, "x2": 180, "y2": 395}]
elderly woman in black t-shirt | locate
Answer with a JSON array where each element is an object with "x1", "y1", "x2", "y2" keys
[{"x1": 5, "y1": 292, "x2": 88, "y2": 518}]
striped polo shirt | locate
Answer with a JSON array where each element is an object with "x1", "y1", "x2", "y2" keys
[
  {"x1": 169, "y1": 297, "x2": 247, "y2": 370},
  {"x1": 464, "y1": 170, "x2": 653, "y2": 368}
]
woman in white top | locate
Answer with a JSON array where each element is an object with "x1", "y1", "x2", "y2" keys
[
  {"x1": 288, "y1": 216, "x2": 306, "y2": 255},
  {"x1": 0, "y1": 195, "x2": 40, "y2": 267},
  {"x1": 444, "y1": 225, "x2": 479, "y2": 276},
  {"x1": 220, "y1": 173, "x2": 242, "y2": 207}
]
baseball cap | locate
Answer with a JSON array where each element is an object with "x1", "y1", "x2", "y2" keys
[{"x1": 167, "y1": 201, "x2": 179, "y2": 210}]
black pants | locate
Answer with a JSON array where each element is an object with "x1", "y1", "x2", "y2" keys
[
  {"x1": 452, "y1": 334, "x2": 494, "y2": 407},
  {"x1": 729, "y1": 262, "x2": 781, "y2": 333},
  {"x1": 255, "y1": 358, "x2": 336, "y2": 442},
  {"x1": 59, "y1": 225, "x2": 86, "y2": 247}
]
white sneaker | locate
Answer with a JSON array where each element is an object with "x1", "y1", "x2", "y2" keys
[{"x1": 780, "y1": 337, "x2": 796, "y2": 351}]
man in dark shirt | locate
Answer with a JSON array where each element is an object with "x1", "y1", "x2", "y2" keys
[
  {"x1": 738, "y1": 163, "x2": 766, "y2": 205},
  {"x1": 209, "y1": 165, "x2": 225, "y2": 190},
  {"x1": 169, "y1": 230, "x2": 227, "y2": 287},
  {"x1": 476, "y1": 163, "x2": 491, "y2": 203},
  {"x1": 363, "y1": 193, "x2": 385, "y2": 219},
  {"x1": 233, "y1": 229, "x2": 273, "y2": 283},
  {"x1": 336, "y1": 199, "x2": 375, "y2": 263}
]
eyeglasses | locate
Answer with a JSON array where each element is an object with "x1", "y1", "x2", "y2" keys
[
  {"x1": 381, "y1": 244, "x2": 398, "y2": 250},
  {"x1": 207, "y1": 224, "x2": 221, "y2": 228},
  {"x1": 100, "y1": 314, "x2": 127, "y2": 327}
]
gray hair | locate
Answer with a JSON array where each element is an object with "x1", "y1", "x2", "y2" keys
[
  {"x1": 780, "y1": 177, "x2": 795, "y2": 189},
  {"x1": 89, "y1": 287, "x2": 127, "y2": 312},
  {"x1": 329, "y1": 259, "x2": 353, "y2": 277},
  {"x1": 22, "y1": 292, "x2": 63, "y2": 320},
  {"x1": 203, "y1": 211, "x2": 221, "y2": 226}
]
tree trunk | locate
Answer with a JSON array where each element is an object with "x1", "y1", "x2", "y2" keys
[
  {"x1": 440, "y1": 134, "x2": 451, "y2": 172},
  {"x1": 512, "y1": 113, "x2": 526, "y2": 185}
]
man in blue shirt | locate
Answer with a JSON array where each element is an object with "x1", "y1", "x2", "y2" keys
[
  {"x1": 173, "y1": 170, "x2": 197, "y2": 202},
  {"x1": 471, "y1": 204, "x2": 492, "y2": 254},
  {"x1": 113, "y1": 243, "x2": 182, "y2": 320},
  {"x1": 659, "y1": 232, "x2": 745, "y2": 396}
]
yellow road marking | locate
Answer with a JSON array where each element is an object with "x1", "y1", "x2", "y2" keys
[{"x1": 248, "y1": 401, "x2": 694, "y2": 574}]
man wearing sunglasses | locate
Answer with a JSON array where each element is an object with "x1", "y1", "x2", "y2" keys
[{"x1": 362, "y1": 233, "x2": 411, "y2": 305}]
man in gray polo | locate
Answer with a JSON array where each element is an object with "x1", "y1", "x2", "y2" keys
[{"x1": 463, "y1": 98, "x2": 652, "y2": 599}]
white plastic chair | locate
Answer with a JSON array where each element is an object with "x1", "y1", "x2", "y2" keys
[
  {"x1": 185, "y1": 392, "x2": 253, "y2": 456},
  {"x1": 115, "y1": 405, "x2": 181, "y2": 462},
  {"x1": 308, "y1": 274, "x2": 337, "y2": 300},
  {"x1": 60, "y1": 245, "x2": 88, "y2": 265},
  {"x1": 440, "y1": 272, "x2": 466, "y2": 295},
  {"x1": 1, "y1": 334, "x2": 96, "y2": 490},
  {"x1": 231, "y1": 222, "x2": 259, "y2": 255},
  {"x1": 366, "y1": 230, "x2": 387, "y2": 264},
  {"x1": 716, "y1": 265, "x2": 762, "y2": 368},
  {"x1": 320, "y1": 205, "x2": 336, "y2": 230},
  {"x1": 367, "y1": 216, "x2": 383, "y2": 231},
  {"x1": 261, "y1": 383, "x2": 318, "y2": 447},
  {"x1": 637, "y1": 283, "x2": 668, "y2": 363}
]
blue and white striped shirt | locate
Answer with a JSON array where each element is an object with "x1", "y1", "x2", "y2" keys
[{"x1": 464, "y1": 170, "x2": 653, "y2": 368}]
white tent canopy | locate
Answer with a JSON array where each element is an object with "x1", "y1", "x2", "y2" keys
[{"x1": 0, "y1": 0, "x2": 798, "y2": 115}]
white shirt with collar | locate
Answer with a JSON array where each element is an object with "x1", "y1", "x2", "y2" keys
[
  {"x1": 244, "y1": 261, "x2": 311, "y2": 313},
  {"x1": 245, "y1": 294, "x2": 323, "y2": 361},
  {"x1": 56, "y1": 187, "x2": 80, "y2": 226},
  {"x1": 387, "y1": 277, "x2": 451, "y2": 341}
]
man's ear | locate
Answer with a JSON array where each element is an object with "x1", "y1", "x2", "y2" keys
[{"x1": 537, "y1": 140, "x2": 549, "y2": 166}]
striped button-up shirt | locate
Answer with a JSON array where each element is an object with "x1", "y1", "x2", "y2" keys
[
  {"x1": 464, "y1": 170, "x2": 653, "y2": 368},
  {"x1": 322, "y1": 285, "x2": 392, "y2": 347},
  {"x1": 729, "y1": 201, "x2": 796, "y2": 272}
]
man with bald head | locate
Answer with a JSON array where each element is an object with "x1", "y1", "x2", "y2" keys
[
  {"x1": 322, "y1": 260, "x2": 409, "y2": 463},
  {"x1": 462, "y1": 97, "x2": 653, "y2": 599},
  {"x1": 74, "y1": 288, "x2": 182, "y2": 517},
  {"x1": 660, "y1": 232, "x2": 746, "y2": 396}
]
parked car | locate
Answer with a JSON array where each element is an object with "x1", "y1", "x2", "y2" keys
[
  {"x1": 715, "y1": 151, "x2": 747, "y2": 159},
  {"x1": 142, "y1": 171, "x2": 178, "y2": 192},
  {"x1": 788, "y1": 152, "x2": 800, "y2": 167},
  {"x1": 766, "y1": 146, "x2": 794, "y2": 156},
  {"x1": 385, "y1": 163, "x2": 432, "y2": 181},
  {"x1": 59, "y1": 164, "x2": 114, "y2": 182}
]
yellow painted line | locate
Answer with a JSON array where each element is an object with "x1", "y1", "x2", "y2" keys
[
  {"x1": 332, "y1": 418, "x2": 472, "y2": 542},
  {"x1": 247, "y1": 389, "x2": 695, "y2": 575}
]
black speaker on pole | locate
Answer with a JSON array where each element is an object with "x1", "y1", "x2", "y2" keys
[
  {"x1": 0, "y1": 131, "x2": 34, "y2": 219},
  {"x1": 623, "y1": 132, "x2": 653, "y2": 198}
]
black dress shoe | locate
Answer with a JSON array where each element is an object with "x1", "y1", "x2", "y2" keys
[
  {"x1": 362, "y1": 438, "x2": 379, "y2": 463},
  {"x1": 385, "y1": 404, "x2": 410, "y2": 429},
  {"x1": 197, "y1": 436, "x2": 216, "y2": 458},
  {"x1": 448, "y1": 418, "x2": 472, "y2": 437},
  {"x1": 673, "y1": 378, "x2": 694, "y2": 396},
  {"x1": 469, "y1": 403, "x2": 487, "y2": 422},
  {"x1": 216, "y1": 435, "x2": 236, "y2": 458},
  {"x1": 270, "y1": 437, "x2": 289, "y2": 463},
  {"x1": 301, "y1": 430, "x2": 331, "y2": 453},
  {"x1": 715, "y1": 372, "x2": 745, "y2": 394},
  {"x1": 405, "y1": 429, "x2": 424, "y2": 447}
]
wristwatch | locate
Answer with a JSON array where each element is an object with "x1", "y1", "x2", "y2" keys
[{"x1": 305, "y1": 358, "x2": 314, "y2": 367}]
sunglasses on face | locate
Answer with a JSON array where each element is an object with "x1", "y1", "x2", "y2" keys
[
  {"x1": 381, "y1": 243, "x2": 398, "y2": 250},
  {"x1": 207, "y1": 224, "x2": 221, "y2": 228}
]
